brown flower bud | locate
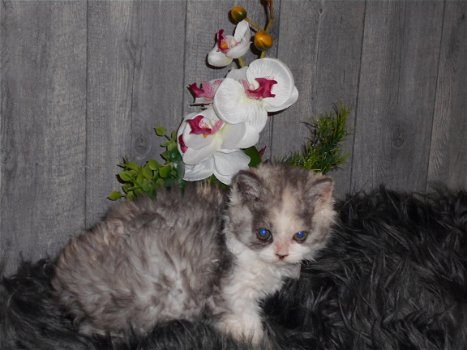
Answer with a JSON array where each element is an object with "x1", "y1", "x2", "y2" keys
[
  {"x1": 254, "y1": 31, "x2": 273, "y2": 51},
  {"x1": 230, "y1": 6, "x2": 247, "y2": 23}
]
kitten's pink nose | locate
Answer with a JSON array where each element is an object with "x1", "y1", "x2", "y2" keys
[{"x1": 276, "y1": 253, "x2": 288, "y2": 260}]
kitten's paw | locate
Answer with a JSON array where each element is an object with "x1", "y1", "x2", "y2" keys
[{"x1": 216, "y1": 315, "x2": 264, "y2": 346}]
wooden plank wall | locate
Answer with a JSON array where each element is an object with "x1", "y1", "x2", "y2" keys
[{"x1": 1, "y1": 0, "x2": 465, "y2": 274}]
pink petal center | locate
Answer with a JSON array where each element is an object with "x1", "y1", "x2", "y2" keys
[
  {"x1": 243, "y1": 78, "x2": 277, "y2": 100},
  {"x1": 188, "y1": 80, "x2": 222, "y2": 101},
  {"x1": 188, "y1": 115, "x2": 224, "y2": 136},
  {"x1": 217, "y1": 29, "x2": 229, "y2": 53},
  {"x1": 178, "y1": 135, "x2": 187, "y2": 153},
  {"x1": 189, "y1": 81, "x2": 214, "y2": 98}
]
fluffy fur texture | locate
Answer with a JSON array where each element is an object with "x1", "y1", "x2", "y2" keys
[
  {"x1": 51, "y1": 164, "x2": 335, "y2": 345},
  {"x1": 1, "y1": 186, "x2": 465, "y2": 350},
  {"x1": 52, "y1": 183, "x2": 226, "y2": 337}
]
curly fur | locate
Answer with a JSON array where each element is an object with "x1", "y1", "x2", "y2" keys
[{"x1": 1, "y1": 187, "x2": 466, "y2": 350}]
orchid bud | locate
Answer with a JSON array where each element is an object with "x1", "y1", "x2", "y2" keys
[
  {"x1": 230, "y1": 6, "x2": 247, "y2": 23},
  {"x1": 254, "y1": 31, "x2": 273, "y2": 51}
]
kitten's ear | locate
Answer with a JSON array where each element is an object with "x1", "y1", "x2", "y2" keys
[
  {"x1": 231, "y1": 170, "x2": 262, "y2": 202},
  {"x1": 307, "y1": 175, "x2": 334, "y2": 207}
]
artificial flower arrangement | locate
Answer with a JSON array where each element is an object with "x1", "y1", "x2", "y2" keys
[{"x1": 109, "y1": 0, "x2": 349, "y2": 201}]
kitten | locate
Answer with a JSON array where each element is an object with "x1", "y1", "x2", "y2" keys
[{"x1": 52, "y1": 164, "x2": 336, "y2": 345}]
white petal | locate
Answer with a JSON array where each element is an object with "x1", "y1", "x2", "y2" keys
[
  {"x1": 213, "y1": 78, "x2": 266, "y2": 125},
  {"x1": 202, "y1": 107, "x2": 221, "y2": 122},
  {"x1": 237, "y1": 123, "x2": 262, "y2": 148},
  {"x1": 212, "y1": 151, "x2": 250, "y2": 185},
  {"x1": 213, "y1": 173, "x2": 233, "y2": 185},
  {"x1": 182, "y1": 147, "x2": 216, "y2": 165},
  {"x1": 227, "y1": 21, "x2": 251, "y2": 58},
  {"x1": 280, "y1": 86, "x2": 299, "y2": 111},
  {"x1": 207, "y1": 46, "x2": 233, "y2": 67},
  {"x1": 227, "y1": 38, "x2": 250, "y2": 59},
  {"x1": 183, "y1": 158, "x2": 214, "y2": 182},
  {"x1": 221, "y1": 123, "x2": 260, "y2": 149},
  {"x1": 233, "y1": 20, "x2": 250, "y2": 42},
  {"x1": 247, "y1": 58, "x2": 297, "y2": 112},
  {"x1": 246, "y1": 109, "x2": 268, "y2": 133},
  {"x1": 214, "y1": 150, "x2": 250, "y2": 175},
  {"x1": 213, "y1": 78, "x2": 246, "y2": 123},
  {"x1": 219, "y1": 123, "x2": 244, "y2": 149},
  {"x1": 226, "y1": 67, "x2": 248, "y2": 81},
  {"x1": 182, "y1": 141, "x2": 219, "y2": 165}
]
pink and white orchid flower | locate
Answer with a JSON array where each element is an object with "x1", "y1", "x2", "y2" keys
[
  {"x1": 213, "y1": 58, "x2": 299, "y2": 132},
  {"x1": 207, "y1": 20, "x2": 251, "y2": 67},
  {"x1": 188, "y1": 79, "x2": 223, "y2": 105},
  {"x1": 177, "y1": 108, "x2": 254, "y2": 184}
]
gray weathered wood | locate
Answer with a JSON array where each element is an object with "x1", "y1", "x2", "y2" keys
[
  {"x1": 0, "y1": 1, "x2": 466, "y2": 275},
  {"x1": 273, "y1": 0, "x2": 365, "y2": 198},
  {"x1": 351, "y1": 0, "x2": 444, "y2": 192},
  {"x1": 86, "y1": 0, "x2": 186, "y2": 226},
  {"x1": 86, "y1": 1, "x2": 137, "y2": 226},
  {"x1": 428, "y1": 1, "x2": 467, "y2": 190},
  {"x1": 0, "y1": 1, "x2": 87, "y2": 274}
]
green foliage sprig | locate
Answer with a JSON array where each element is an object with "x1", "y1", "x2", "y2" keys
[
  {"x1": 108, "y1": 127, "x2": 184, "y2": 200},
  {"x1": 285, "y1": 104, "x2": 350, "y2": 174}
]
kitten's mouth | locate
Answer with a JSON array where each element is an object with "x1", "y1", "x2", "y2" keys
[{"x1": 275, "y1": 257, "x2": 289, "y2": 265}]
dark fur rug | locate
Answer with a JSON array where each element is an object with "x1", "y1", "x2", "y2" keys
[{"x1": 1, "y1": 187, "x2": 466, "y2": 350}]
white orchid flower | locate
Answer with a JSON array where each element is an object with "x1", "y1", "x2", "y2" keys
[
  {"x1": 183, "y1": 150, "x2": 250, "y2": 185},
  {"x1": 207, "y1": 20, "x2": 251, "y2": 67},
  {"x1": 213, "y1": 58, "x2": 299, "y2": 132},
  {"x1": 177, "y1": 108, "x2": 253, "y2": 184}
]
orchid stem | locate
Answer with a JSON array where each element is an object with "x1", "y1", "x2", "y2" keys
[
  {"x1": 245, "y1": 17, "x2": 262, "y2": 32},
  {"x1": 238, "y1": 57, "x2": 245, "y2": 68},
  {"x1": 265, "y1": 0, "x2": 274, "y2": 33}
]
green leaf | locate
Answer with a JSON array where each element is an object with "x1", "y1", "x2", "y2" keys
[
  {"x1": 243, "y1": 146, "x2": 262, "y2": 167},
  {"x1": 125, "y1": 161, "x2": 140, "y2": 171},
  {"x1": 161, "y1": 151, "x2": 170, "y2": 161},
  {"x1": 147, "y1": 159, "x2": 159, "y2": 170},
  {"x1": 118, "y1": 171, "x2": 134, "y2": 182},
  {"x1": 108, "y1": 191, "x2": 122, "y2": 201},
  {"x1": 136, "y1": 172, "x2": 145, "y2": 187},
  {"x1": 123, "y1": 183, "x2": 133, "y2": 193},
  {"x1": 159, "y1": 164, "x2": 171, "y2": 178},
  {"x1": 155, "y1": 127, "x2": 166, "y2": 136},
  {"x1": 142, "y1": 165, "x2": 154, "y2": 179},
  {"x1": 140, "y1": 179, "x2": 151, "y2": 192},
  {"x1": 167, "y1": 141, "x2": 177, "y2": 152}
]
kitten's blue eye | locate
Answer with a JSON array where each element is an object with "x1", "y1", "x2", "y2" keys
[
  {"x1": 293, "y1": 231, "x2": 308, "y2": 242},
  {"x1": 256, "y1": 228, "x2": 272, "y2": 241}
]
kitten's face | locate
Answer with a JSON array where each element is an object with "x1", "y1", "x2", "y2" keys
[{"x1": 227, "y1": 164, "x2": 335, "y2": 265}]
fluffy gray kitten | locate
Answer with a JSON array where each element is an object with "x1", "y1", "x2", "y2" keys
[{"x1": 52, "y1": 164, "x2": 336, "y2": 345}]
